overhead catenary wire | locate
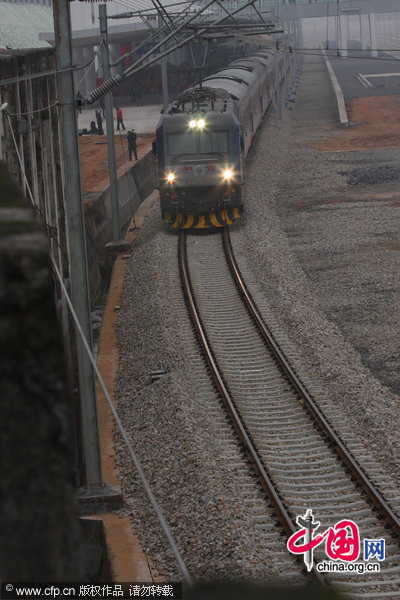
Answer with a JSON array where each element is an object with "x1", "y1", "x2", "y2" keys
[
  {"x1": 111, "y1": 0, "x2": 212, "y2": 69},
  {"x1": 112, "y1": 0, "x2": 196, "y2": 17},
  {"x1": 281, "y1": 48, "x2": 400, "y2": 61},
  {"x1": 85, "y1": 0, "x2": 218, "y2": 103},
  {"x1": 123, "y1": 0, "x2": 260, "y2": 79},
  {"x1": 95, "y1": 0, "x2": 395, "y2": 107},
  {"x1": 50, "y1": 256, "x2": 193, "y2": 587},
  {"x1": 84, "y1": 0, "x2": 258, "y2": 104}
]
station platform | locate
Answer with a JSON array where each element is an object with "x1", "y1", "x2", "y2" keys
[
  {"x1": 78, "y1": 104, "x2": 160, "y2": 196},
  {"x1": 78, "y1": 104, "x2": 162, "y2": 136}
]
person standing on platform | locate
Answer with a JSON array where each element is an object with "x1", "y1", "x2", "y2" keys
[
  {"x1": 99, "y1": 97, "x2": 105, "y2": 118},
  {"x1": 95, "y1": 110, "x2": 104, "y2": 135},
  {"x1": 127, "y1": 129, "x2": 138, "y2": 161},
  {"x1": 116, "y1": 107, "x2": 125, "y2": 131},
  {"x1": 130, "y1": 81, "x2": 137, "y2": 105},
  {"x1": 75, "y1": 90, "x2": 83, "y2": 114}
]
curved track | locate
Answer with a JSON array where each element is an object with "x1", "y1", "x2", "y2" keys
[{"x1": 178, "y1": 229, "x2": 400, "y2": 598}]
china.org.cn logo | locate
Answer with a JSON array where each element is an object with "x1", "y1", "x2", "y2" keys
[{"x1": 287, "y1": 509, "x2": 385, "y2": 574}]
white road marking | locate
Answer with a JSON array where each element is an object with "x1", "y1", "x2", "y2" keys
[
  {"x1": 363, "y1": 72, "x2": 400, "y2": 78},
  {"x1": 358, "y1": 73, "x2": 374, "y2": 88},
  {"x1": 357, "y1": 75, "x2": 369, "y2": 88}
]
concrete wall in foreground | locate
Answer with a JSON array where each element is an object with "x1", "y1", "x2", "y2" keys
[
  {"x1": 0, "y1": 162, "x2": 80, "y2": 580},
  {"x1": 85, "y1": 151, "x2": 156, "y2": 298}
]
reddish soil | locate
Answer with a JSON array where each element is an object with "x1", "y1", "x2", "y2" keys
[
  {"x1": 95, "y1": 191, "x2": 161, "y2": 582},
  {"x1": 79, "y1": 133, "x2": 154, "y2": 194},
  {"x1": 315, "y1": 95, "x2": 400, "y2": 152}
]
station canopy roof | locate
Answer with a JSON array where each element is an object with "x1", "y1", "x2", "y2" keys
[{"x1": 0, "y1": 3, "x2": 53, "y2": 50}]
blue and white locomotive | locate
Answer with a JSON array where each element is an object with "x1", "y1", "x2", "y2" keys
[{"x1": 154, "y1": 50, "x2": 283, "y2": 228}]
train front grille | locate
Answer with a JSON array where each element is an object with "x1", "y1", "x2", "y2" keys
[{"x1": 163, "y1": 208, "x2": 241, "y2": 229}]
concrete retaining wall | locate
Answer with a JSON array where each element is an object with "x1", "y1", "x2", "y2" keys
[
  {"x1": 0, "y1": 162, "x2": 80, "y2": 580},
  {"x1": 85, "y1": 151, "x2": 156, "y2": 299}
]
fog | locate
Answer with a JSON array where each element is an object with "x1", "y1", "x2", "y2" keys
[{"x1": 299, "y1": 12, "x2": 400, "y2": 52}]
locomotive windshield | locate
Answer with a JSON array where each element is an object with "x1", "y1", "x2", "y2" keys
[
  {"x1": 200, "y1": 131, "x2": 229, "y2": 154},
  {"x1": 167, "y1": 131, "x2": 229, "y2": 156},
  {"x1": 168, "y1": 132, "x2": 196, "y2": 155}
]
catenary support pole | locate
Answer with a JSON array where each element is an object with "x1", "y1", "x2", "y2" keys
[
  {"x1": 159, "y1": 14, "x2": 170, "y2": 111},
  {"x1": 52, "y1": 0, "x2": 102, "y2": 485},
  {"x1": 99, "y1": 4, "x2": 130, "y2": 251},
  {"x1": 273, "y1": 3, "x2": 282, "y2": 120}
]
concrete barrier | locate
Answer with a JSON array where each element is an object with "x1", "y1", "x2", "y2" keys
[
  {"x1": 321, "y1": 47, "x2": 349, "y2": 128},
  {"x1": 84, "y1": 151, "x2": 156, "y2": 299},
  {"x1": 0, "y1": 162, "x2": 80, "y2": 580}
]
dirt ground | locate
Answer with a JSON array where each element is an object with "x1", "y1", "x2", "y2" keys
[
  {"x1": 315, "y1": 95, "x2": 400, "y2": 152},
  {"x1": 79, "y1": 133, "x2": 154, "y2": 194}
]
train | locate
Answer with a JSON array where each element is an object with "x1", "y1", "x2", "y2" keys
[{"x1": 153, "y1": 49, "x2": 285, "y2": 229}]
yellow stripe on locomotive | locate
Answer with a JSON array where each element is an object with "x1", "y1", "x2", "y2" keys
[{"x1": 163, "y1": 209, "x2": 241, "y2": 230}]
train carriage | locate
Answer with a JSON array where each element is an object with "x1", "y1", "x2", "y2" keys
[{"x1": 154, "y1": 50, "x2": 280, "y2": 228}]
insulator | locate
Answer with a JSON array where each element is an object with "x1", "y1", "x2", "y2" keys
[{"x1": 85, "y1": 73, "x2": 125, "y2": 105}]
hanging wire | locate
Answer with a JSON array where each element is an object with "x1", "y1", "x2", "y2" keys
[
  {"x1": 6, "y1": 113, "x2": 40, "y2": 212},
  {"x1": 5, "y1": 113, "x2": 68, "y2": 260},
  {"x1": 6, "y1": 44, "x2": 103, "y2": 117},
  {"x1": 283, "y1": 48, "x2": 400, "y2": 61},
  {"x1": 76, "y1": 39, "x2": 104, "y2": 90},
  {"x1": 8, "y1": 101, "x2": 59, "y2": 117}
]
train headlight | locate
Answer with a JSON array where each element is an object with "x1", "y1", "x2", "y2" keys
[
  {"x1": 188, "y1": 118, "x2": 206, "y2": 129},
  {"x1": 223, "y1": 168, "x2": 233, "y2": 180},
  {"x1": 166, "y1": 172, "x2": 175, "y2": 183}
]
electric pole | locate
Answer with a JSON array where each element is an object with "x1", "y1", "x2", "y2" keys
[
  {"x1": 99, "y1": 3, "x2": 130, "y2": 252},
  {"x1": 52, "y1": 0, "x2": 102, "y2": 486},
  {"x1": 158, "y1": 14, "x2": 170, "y2": 111}
]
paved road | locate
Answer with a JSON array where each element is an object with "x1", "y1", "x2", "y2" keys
[
  {"x1": 325, "y1": 42, "x2": 400, "y2": 99},
  {"x1": 273, "y1": 52, "x2": 400, "y2": 398}
]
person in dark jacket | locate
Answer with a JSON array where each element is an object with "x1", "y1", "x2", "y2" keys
[
  {"x1": 95, "y1": 109, "x2": 104, "y2": 135},
  {"x1": 127, "y1": 129, "x2": 138, "y2": 161},
  {"x1": 75, "y1": 90, "x2": 83, "y2": 114}
]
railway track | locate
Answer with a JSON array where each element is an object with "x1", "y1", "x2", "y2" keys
[{"x1": 178, "y1": 228, "x2": 400, "y2": 598}]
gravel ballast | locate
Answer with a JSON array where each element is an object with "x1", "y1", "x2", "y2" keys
[
  {"x1": 230, "y1": 53, "x2": 400, "y2": 484},
  {"x1": 114, "y1": 53, "x2": 400, "y2": 581},
  {"x1": 114, "y1": 214, "x2": 300, "y2": 582}
]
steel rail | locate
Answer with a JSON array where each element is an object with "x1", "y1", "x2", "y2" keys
[
  {"x1": 222, "y1": 227, "x2": 400, "y2": 537},
  {"x1": 178, "y1": 230, "x2": 326, "y2": 587}
]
